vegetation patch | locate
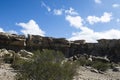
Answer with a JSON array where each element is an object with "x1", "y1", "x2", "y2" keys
[
  {"x1": 13, "y1": 49, "x2": 77, "y2": 80},
  {"x1": 76, "y1": 56, "x2": 111, "y2": 71}
]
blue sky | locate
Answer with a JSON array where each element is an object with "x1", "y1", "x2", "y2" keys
[{"x1": 0, "y1": 0, "x2": 120, "y2": 42}]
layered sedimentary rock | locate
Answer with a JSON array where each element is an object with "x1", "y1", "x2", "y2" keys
[
  {"x1": 0, "y1": 32, "x2": 120, "y2": 62},
  {"x1": 26, "y1": 34, "x2": 69, "y2": 57},
  {"x1": 26, "y1": 34, "x2": 69, "y2": 49},
  {"x1": 0, "y1": 32, "x2": 26, "y2": 50}
]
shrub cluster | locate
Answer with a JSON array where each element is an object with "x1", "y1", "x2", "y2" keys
[
  {"x1": 13, "y1": 50, "x2": 77, "y2": 80},
  {"x1": 76, "y1": 56, "x2": 111, "y2": 71},
  {"x1": 91, "y1": 60, "x2": 111, "y2": 71}
]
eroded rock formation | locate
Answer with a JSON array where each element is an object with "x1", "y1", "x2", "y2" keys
[
  {"x1": 0, "y1": 32, "x2": 120, "y2": 62},
  {"x1": 0, "y1": 32, "x2": 26, "y2": 50}
]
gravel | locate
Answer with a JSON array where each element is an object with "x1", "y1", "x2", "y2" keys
[
  {"x1": 0, "y1": 63, "x2": 16, "y2": 80},
  {"x1": 73, "y1": 66, "x2": 120, "y2": 80}
]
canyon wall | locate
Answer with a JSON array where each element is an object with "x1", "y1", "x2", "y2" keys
[{"x1": 0, "y1": 32, "x2": 120, "y2": 62}]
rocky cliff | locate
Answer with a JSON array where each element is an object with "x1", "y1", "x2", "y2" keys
[
  {"x1": 0, "y1": 32, "x2": 26, "y2": 50},
  {"x1": 0, "y1": 32, "x2": 120, "y2": 62}
]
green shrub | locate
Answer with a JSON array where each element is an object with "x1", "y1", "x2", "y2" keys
[
  {"x1": 76, "y1": 56, "x2": 111, "y2": 71},
  {"x1": 76, "y1": 56, "x2": 92, "y2": 66},
  {"x1": 15, "y1": 49, "x2": 77, "y2": 80},
  {"x1": 91, "y1": 61, "x2": 111, "y2": 71},
  {"x1": 11, "y1": 55, "x2": 26, "y2": 70},
  {"x1": 76, "y1": 57, "x2": 87, "y2": 66}
]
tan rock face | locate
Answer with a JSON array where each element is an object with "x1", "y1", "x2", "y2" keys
[
  {"x1": 26, "y1": 35, "x2": 69, "y2": 50},
  {"x1": 0, "y1": 32, "x2": 26, "y2": 47},
  {"x1": 26, "y1": 34, "x2": 43, "y2": 47},
  {"x1": 0, "y1": 49, "x2": 13, "y2": 58},
  {"x1": 0, "y1": 32, "x2": 120, "y2": 62},
  {"x1": 18, "y1": 50, "x2": 33, "y2": 58}
]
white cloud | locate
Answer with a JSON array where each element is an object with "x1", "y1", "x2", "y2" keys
[
  {"x1": 65, "y1": 7, "x2": 78, "y2": 15},
  {"x1": 0, "y1": 27, "x2": 18, "y2": 34},
  {"x1": 53, "y1": 9, "x2": 63, "y2": 15},
  {"x1": 41, "y1": 2, "x2": 51, "y2": 12},
  {"x1": 100, "y1": 12, "x2": 112, "y2": 22},
  {"x1": 7, "y1": 30, "x2": 18, "y2": 34},
  {"x1": 87, "y1": 16, "x2": 100, "y2": 25},
  {"x1": 16, "y1": 20, "x2": 45, "y2": 36},
  {"x1": 95, "y1": 0, "x2": 102, "y2": 4},
  {"x1": 112, "y1": 4, "x2": 120, "y2": 8},
  {"x1": 87, "y1": 12, "x2": 112, "y2": 24},
  {"x1": 65, "y1": 14, "x2": 120, "y2": 42},
  {"x1": 66, "y1": 15, "x2": 83, "y2": 29},
  {"x1": 53, "y1": 7, "x2": 78, "y2": 16},
  {"x1": 52, "y1": 7, "x2": 120, "y2": 43},
  {"x1": 69, "y1": 28, "x2": 120, "y2": 43},
  {"x1": 0, "y1": 28, "x2": 5, "y2": 32},
  {"x1": 117, "y1": 18, "x2": 120, "y2": 22}
]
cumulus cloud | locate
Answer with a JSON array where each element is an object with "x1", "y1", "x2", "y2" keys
[
  {"x1": 0, "y1": 27, "x2": 18, "y2": 34},
  {"x1": 53, "y1": 7, "x2": 78, "y2": 16},
  {"x1": 52, "y1": 7, "x2": 120, "y2": 42},
  {"x1": 0, "y1": 28, "x2": 5, "y2": 32},
  {"x1": 7, "y1": 30, "x2": 18, "y2": 34},
  {"x1": 16, "y1": 20, "x2": 45, "y2": 36},
  {"x1": 66, "y1": 15, "x2": 83, "y2": 29},
  {"x1": 41, "y1": 1, "x2": 51, "y2": 12},
  {"x1": 87, "y1": 12, "x2": 112, "y2": 24},
  {"x1": 69, "y1": 27, "x2": 120, "y2": 43},
  {"x1": 65, "y1": 7, "x2": 78, "y2": 15},
  {"x1": 53, "y1": 9, "x2": 63, "y2": 15},
  {"x1": 112, "y1": 4, "x2": 120, "y2": 8},
  {"x1": 65, "y1": 13, "x2": 120, "y2": 42},
  {"x1": 94, "y1": 0, "x2": 102, "y2": 4}
]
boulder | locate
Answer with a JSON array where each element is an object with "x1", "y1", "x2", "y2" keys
[
  {"x1": 112, "y1": 67, "x2": 120, "y2": 72},
  {"x1": 92, "y1": 56, "x2": 110, "y2": 62},
  {"x1": 0, "y1": 49, "x2": 13, "y2": 58},
  {"x1": 90, "y1": 69, "x2": 99, "y2": 73},
  {"x1": 18, "y1": 50, "x2": 33, "y2": 58}
]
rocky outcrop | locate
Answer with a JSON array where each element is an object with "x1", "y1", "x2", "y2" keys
[
  {"x1": 18, "y1": 50, "x2": 33, "y2": 58},
  {"x1": 0, "y1": 32, "x2": 26, "y2": 50},
  {"x1": 0, "y1": 49, "x2": 13, "y2": 58},
  {"x1": 26, "y1": 34, "x2": 69, "y2": 57},
  {"x1": 0, "y1": 32, "x2": 120, "y2": 62}
]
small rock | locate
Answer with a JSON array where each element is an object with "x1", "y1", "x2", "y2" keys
[
  {"x1": 113, "y1": 67, "x2": 120, "y2": 72},
  {"x1": 18, "y1": 50, "x2": 33, "y2": 58},
  {"x1": 90, "y1": 69, "x2": 99, "y2": 73}
]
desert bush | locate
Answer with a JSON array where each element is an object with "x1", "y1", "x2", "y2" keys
[
  {"x1": 15, "y1": 49, "x2": 77, "y2": 80},
  {"x1": 91, "y1": 61, "x2": 111, "y2": 71},
  {"x1": 12, "y1": 58, "x2": 26, "y2": 70},
  {"x1": 76, "y1": 56, "x2": 92, "y2": 66},
  {"x1": 76, "y1": 56, "x2": 87, "y2": 66},
  {"x1": 76, "y1": 56, "x2": 111, "y2": 71}
]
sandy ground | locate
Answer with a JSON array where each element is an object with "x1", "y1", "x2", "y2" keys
[
  {"x1": 0, "y1": 62, "x2": 120, "y2": 80},
  {"x1": 73, "y1": 66, "x2": 120, "y2": 80},
  {"x1": 0, "y1": 63, "x2": 16, "y2": 80}
]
